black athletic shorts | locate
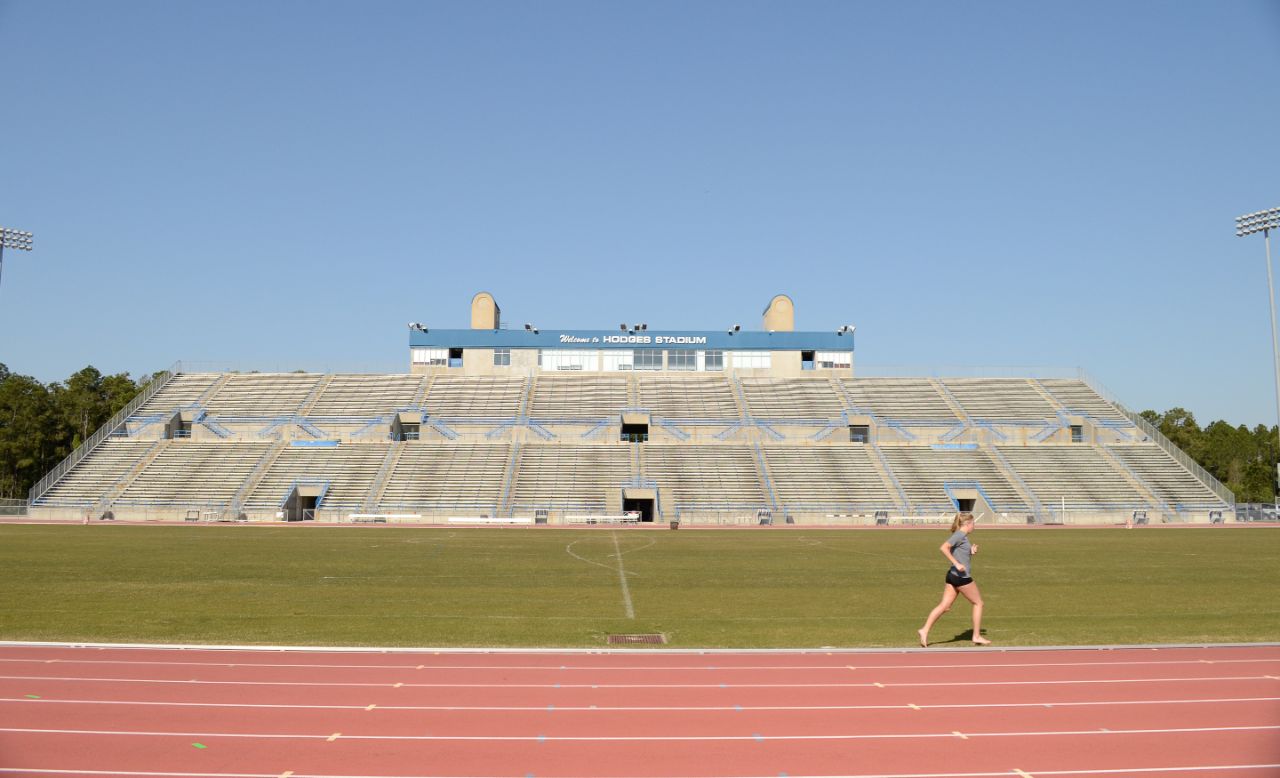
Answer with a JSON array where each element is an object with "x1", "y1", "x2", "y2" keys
[{"x1": 945, "y1": 569, "x2": 974, "y2": 587}]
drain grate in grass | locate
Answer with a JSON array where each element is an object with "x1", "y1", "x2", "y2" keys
[{"x1": 607, "y1": 633, "x2": 666, "y2": 645}]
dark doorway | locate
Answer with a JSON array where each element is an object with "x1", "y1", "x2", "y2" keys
[
  {"x1": 284, "y1": 489, "x2": 321, "y2": 521},
  {"x1": 621, "y1": 422, "x2": 648, "y2": 443},
  {"x1": 849, "y1": 424, "x2": 870, "y2": 443},
  {"x1": 623, "y1": 497, "x2": 654, "y2": 522},
  {"x1": 166, "y1": 413, "x2": 192, "y2": 439},
  {"x1": 955, "y1": 498, "x2": 976, "y2": 513}
]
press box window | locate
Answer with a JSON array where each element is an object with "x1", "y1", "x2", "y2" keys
[
  {"x1": 703, "y1": 350, "x2": 724, "y2": 371},
  {"x1": 412, "y1": 348, "x2": 448, "y2": 366},
  {"x1": 634, "y1": 350, "x2": 663, "y2": 370},
  {"x1": 816, "y1": 351, "x2": 852, "y2": 369},
  {"x1": 602, "y1": 351, "x2": 634, "y2": 371},
  {"x1": 732, "y1": 351, "x2": 771, "y2": 369},
  {"x1": 540, "y1": 350, "x2": 598, "y2": 371},
  {"x1": 493, "y1": 348, "x2": 511, "y2": 367},
  {"x1": 667, "y1": 349, "x2": 696, "y2": 371}
]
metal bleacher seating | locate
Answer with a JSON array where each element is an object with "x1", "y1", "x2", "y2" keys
[
  {"x1": 940, "y1": 378, "x2": 1058, "y2": 421},
  {"x1": 29, "y1": 367, "x2": 1234, "y2": 524},
  {"x1": 996, "y1": 445, "x2": 1146, "y2": 511},
  {"x1": 841, "y1": 378, "x2": 959, "y2": 421},
  {"x1": 202, "y1": 373, "x2": 323, "y2": 418},
  {"x1": 242, "y1": 444, "x2": 390, "y2": 514},
  {"x1": 509, "y1": 444, "x2": 631, "y2": 512},
  {"x1": 762, "y1": 444, "x2": 897, "y2": 512},
  {"x1": 529, "y1": 375, "x2": 627, "y2": 419},
  {"x1": 639, "y1": 445, "x2": 767, "y2": 511},
  {"x1": 739, "y1": 377, "x2": 845, "y2": 420},
  {"x1": 879, "y1": 446, "x2": 1028, "y2": 514},
  {"x1": 305, "y1": 375, "x2": 426, "y2": 418},
  {"x1": 113, "y1": 441, "x2": 272, "y2": 507},
  {"x1": 34, "y1": 439, "x2": 157, "y2": 506},
  {"x1": 378, "y1": 443, "x2": 509, "y2": 511},
  {"x1": 424, "y1": 375, "x2": 526, "y2": 418},
  {"x1": 129, "y1": 373, "x2": 222, "y2": 417},
  {"x1": 1107, "y1": 445, "x2": 1226, "y2": 509},
  {"x1": 637, "y1": 375, "x2": 739, "y2": 419},
  {"x1": 1037, "y1": 379, "x2": 1130, "y2": 422}
]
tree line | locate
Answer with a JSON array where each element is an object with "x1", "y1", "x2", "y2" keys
[
  {"x1": 1139, "y1": 408, "x2": 1277, "y2": 504},
  {"x1": 0, "y1": 363, "x2": 1276, "y2": 504},
  {"x1": 0, "y1": 363, "x2": 149, "y2": 500}
]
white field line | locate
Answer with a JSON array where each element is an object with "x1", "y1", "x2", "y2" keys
[
  {"x1": 563, "y1": 538, "x2": 619, "y2": 574},
  {"x1": 1, "y1": 673, "x2": 1276, "y2": 689},
  {"x1": 2, "y1": 769, "x2": 1280, "y2": 778},
  {"x1": 2, "y1": 723, "x2": 1278, "y2": 742},
  {"x1": 4, "y1": 768, "x2": 1280, "y2": 778},
  {"x1": 0, "y1": 657, "x2": 1276, "y2": 671},
  {"x1": 3, "y1": 639, "x2": 1277, "y2": 655},
  {"x1": 611, "y1": 531, "x2": 635, "y2": 619},
  {"x1": 2, "y1": 695, "x2": 1277, "y2": 713}
]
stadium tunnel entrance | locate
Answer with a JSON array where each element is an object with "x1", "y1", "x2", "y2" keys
[
  {"x1": 621, "y1": 484, "x2": 657, "y2": 522},
  {"x1": 945, "y1": 485, "x2": 997, "y2": 521},
  {"x1": 283, "y1": 483, "x2": 326, "y2": 521},
  {"x1": 623, "y1": 497, "x2": 655, "y2": 522},
  {"x1": 620, "y1": 411, "x2": 650, "y2": 444}
]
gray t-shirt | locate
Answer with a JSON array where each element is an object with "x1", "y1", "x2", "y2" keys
[{"x1": 947, "y1": 530, "x2": 973, "y2": 577}]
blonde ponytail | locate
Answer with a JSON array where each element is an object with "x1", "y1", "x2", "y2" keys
[{"x1": 950, "y1": 512, "x2": 975, "y2": 533}]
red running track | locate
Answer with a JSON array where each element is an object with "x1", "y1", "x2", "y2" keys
[{"x1": 0, "y1": 642, "x2": 1278, "y2": 777}]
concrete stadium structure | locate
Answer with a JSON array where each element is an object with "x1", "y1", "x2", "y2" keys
[{"x1": 28, "y1": 294, "x2": 1234, "y2": 526}]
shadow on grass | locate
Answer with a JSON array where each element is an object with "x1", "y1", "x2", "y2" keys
[{"x1": 931, "y1": 628, "x2": 988, "y2": 646}]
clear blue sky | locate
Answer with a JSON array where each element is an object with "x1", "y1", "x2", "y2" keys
[{"x1": 1, "y1": 1, "x2": 1278, "y2": 426}]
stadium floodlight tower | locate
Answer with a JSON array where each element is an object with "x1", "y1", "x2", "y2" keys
[
  {"x1": 1236, "y1": 206, "x2": 1280, "y2": 497},
  {"x1": 0, "y1": 226, "x2": 34, "y2": 291}
]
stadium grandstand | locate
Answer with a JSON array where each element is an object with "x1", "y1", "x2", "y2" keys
[{"x1": 27, "y1": 292, "x2": 1234, "y2": 525}]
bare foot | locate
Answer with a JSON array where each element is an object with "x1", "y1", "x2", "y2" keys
[
  {"x1": 917, "y1": 629, "x2": 928, "y2": 648},
  {"x1": 972, "y1": 636, "x2": 992, "y2": 646}
]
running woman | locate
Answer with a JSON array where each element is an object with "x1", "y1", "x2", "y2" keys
[{"x1": 917, "y1": 512, "x2": 991, "y2": 647}]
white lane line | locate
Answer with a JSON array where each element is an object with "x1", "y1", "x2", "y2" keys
[
  {"x1": 611, "y1": 531, "x2": 635, "y2": 620},
  {"x1": 4, "y1": 695, "x2": 1277, "y2": 713},
  {"x1": 4, "y1": 638, "x2": 1277, "y2": 655},
  {"x1": 0, "y1": 771, "x2": 282, "y2": 777},
  {"x1": 2, "y1": 724, "x2": 1278, "y2": 742},
  {"x1": 2, "y1": 673, "x2": 1274, "y2": 689},
  {"x1": 1, "y1": 657, "x2": 1275, "y2": 671},
  {"x1": 3, "y1": 764, "x2": 1280, "y2": 777},
  {"x1": 1007, "y1": 768, "x2": 1280, "y2": 776}
]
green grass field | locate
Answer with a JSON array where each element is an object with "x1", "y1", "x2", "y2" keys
[{"x1": 1, "y1": 524, "x2": 1277, "y2": 649}]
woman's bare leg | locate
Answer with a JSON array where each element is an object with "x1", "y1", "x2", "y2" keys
[
  {"x1": 918, "y1": 585, "x2": 958, "y2": 647},
  {"x1": 957, "y1": 582, "x2": 990, "y2": 644}
]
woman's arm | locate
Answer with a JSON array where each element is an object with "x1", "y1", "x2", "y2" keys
[{"x1": 939, "y1": 540, "x2": 964, "y2": 573}]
